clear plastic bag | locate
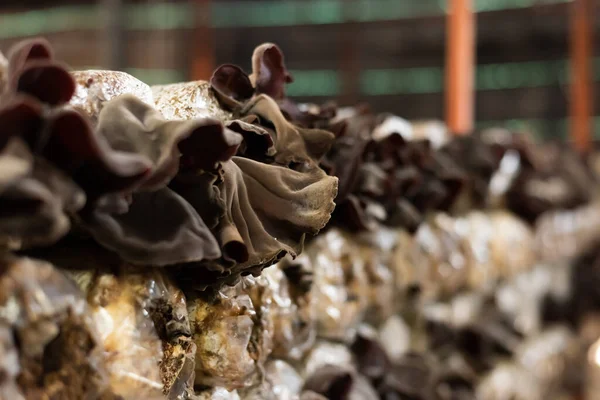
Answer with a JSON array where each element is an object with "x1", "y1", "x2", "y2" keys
[
  {"x1": 307, "y1": 229, "x2": 368, "y2": 341},
  {"x1": 77, "y1": 269, "x2": 165, "y2": 399},
  {"x1": 496, "y1": 264, "x2": 570, "y2": 336},
  {"x1": 427, "y1": 213, "x2": 470, "y2": 296},
  {"x1": 303, "y1": 341, "x2": 354, "y2": 378},
  {"x1": 193, "y1": 387, "x2": 241, "y2": 400},
  {"x1": 265, "y1": 360, "x2": 303, "y2": 400},
  {"x1": 0, "y1": 50, "x2": 7, "y2": 94},
  {"x1": 303, "y1": 364, "x2": 378, "y2": 400},
  {"x1": 534, "y1": 202, "x2": 600, "y2": 263},
  {"x1": 0, "y1": 256, "x2": 110, "y2": 399},
  {"x1": 516, "y1": 327, "x2": 576, "y2": 389},
  {"x1": 355, "y1": 229, "x2": 397, "y2": 324},
  {"x1": 67, "y1": 266, "x2": 196, "y2": 399},
  {"x1": 476, "y1": 362, "x2": 543, "y2": 400},
  {"x1": 392, "y1": 230, "x2": 424, "y2": 296},
  {"x1": 488, "y1": 211, "x2": 535, "y2": 278},
  {"x1": 240, "y1": 359, "x2": 303, "y2": 400},
  {"x1": 70, "y1": 70, "x2": 155, "y2": 121},
  {"x1": 458, "y1": 212, "x2": 497, "y2": 291},
  {"x1": 412, "y1": 222, "x2": 444, "y2": 299},
  {"x1": 131, "y1": 271, "x2": 196, "y2": 400},
  {"x1": 152, "y1": 81, "x2": 233, "y2": 122},
  {"x1": 263, "y1": 257, "x2": 316, "y2": 361},
  {"x1": 189, "y1": 277, "x2": 273, "y2": 390},
  {"x1": 378, "y1": 316, "x2": 411, "y2": 362}
]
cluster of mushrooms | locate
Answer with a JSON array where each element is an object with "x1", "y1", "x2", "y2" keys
[{"x1": 0, "y1": 38, "x2": 599, "y2": 400}]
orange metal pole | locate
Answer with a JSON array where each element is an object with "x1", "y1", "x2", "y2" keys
[
  {"x1": 191, "y1": 0, "x2": 215, "y2": 81},
  {"x1": 445, "y1": 0, "x2": 475, "y2": 135},
  {"x1": 569, "y1": 0, "x2": 593, "y2": 153}
]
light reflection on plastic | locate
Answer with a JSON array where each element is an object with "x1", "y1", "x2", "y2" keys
[{"x1": 589, "y1": 337, "x2": 600, "y2": 366}]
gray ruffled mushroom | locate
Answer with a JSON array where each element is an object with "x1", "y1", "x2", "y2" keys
[
  {"x1": 78, "y1": 46, "x2": 339, "y2": 290},
  {"x1": 79, "y1": 94, "x2": 234, "y2": 267}
]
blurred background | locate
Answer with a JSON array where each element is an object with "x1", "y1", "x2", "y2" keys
[{"x1": 0, "y1": 0, "x2": 598, "y2": 139}]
